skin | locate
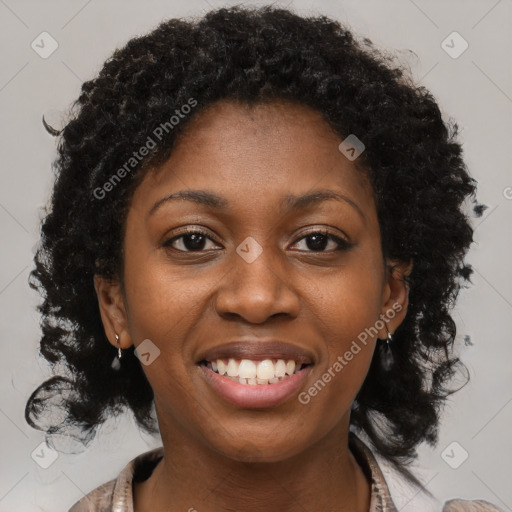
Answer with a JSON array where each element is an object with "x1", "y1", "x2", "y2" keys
[{"x1": 95, "y1": 100, "x2": 412, "y2": 512}]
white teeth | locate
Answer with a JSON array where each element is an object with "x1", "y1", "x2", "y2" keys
[
  {"x1": 275, "y1": 360, "x2": 286, "y2": 378},
  {"x1": 210, "y1": 357, "x2": 305, "y2": 384},
  {"x1": 226, "y1": 375, "x2": 288, "y2": 385},
  {"x1": 226, "y1": 359, "x2": 239, "y2": 377},
  {"x1": 238, "y1": 360, "x2": 257, "y2": 379},
  {"x1": 256, "y1": 359, "x2": 274, "y2": 380}
]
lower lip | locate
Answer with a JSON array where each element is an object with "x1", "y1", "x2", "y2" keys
[{"x1": 198, "y1": 364, "x2": 312, "y2": 409}]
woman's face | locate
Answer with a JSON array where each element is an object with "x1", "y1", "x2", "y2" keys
[{"x1": 97, "y1": 100, "x2": 410, "y2": 462}]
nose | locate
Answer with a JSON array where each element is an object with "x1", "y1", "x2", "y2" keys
[{"x1": 214, "y1": 244, "x2": 300, "y2": 324}]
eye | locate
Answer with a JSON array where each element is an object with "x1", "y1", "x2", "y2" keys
[
  {"x1": 291, "y1": 230, "x2": 352, "y2": 252},
  {"x1": 163, "y1": 228, "x2": 221, "y2": 252},
  {"x1": 163, "y1": 228, "x2": 352, "y2": 254}
]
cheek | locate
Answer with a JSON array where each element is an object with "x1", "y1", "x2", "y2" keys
[
  {"x1": 122, "y1": 259, "x2": 211, "y2": 415},
  {"x1": 297, "y1": 286, "x2": 378, "y2": 430},
  {"x1": 123, "y1": 245, "x2": 212, "y2": 344},
  {"x1": 296, "y1": 251, "x2": 383, "y2": 411},
  {"x1": 305, "y1": 251, "x2": 384, "y2": 345}
]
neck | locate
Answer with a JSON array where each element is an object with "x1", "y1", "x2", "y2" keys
[{"x1": 134, "y1": 415, "x2": 370, "y2": 512}]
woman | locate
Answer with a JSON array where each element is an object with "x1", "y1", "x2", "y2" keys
[{"x1": 25, "y1": 6, "x2": 504, "y2": 512}]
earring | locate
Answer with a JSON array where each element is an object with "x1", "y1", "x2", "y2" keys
[
  {"x1": 111, "y1": 333, "x2": 122, "y2": 371},
  {"x1": 379, "y1": 325, "x2": 394, "y2": 371}
]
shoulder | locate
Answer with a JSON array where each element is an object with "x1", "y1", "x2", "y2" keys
[
  {"x1": 349, "y1": 432, "x2": 504, "y2": 512},
  {"x1": 66, "y1": 447, "x2": 164, "y2": 512},
  {"x1": 67, "y1": 479, "x2": 116, "y2": 512},
  {"x1": 442, "y1": 498, "x2": 505, "y2": 511}
]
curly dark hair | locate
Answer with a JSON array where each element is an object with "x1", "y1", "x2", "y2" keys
[{"x1": 25, "y1": 5, "x2": 484, "y2": 491}]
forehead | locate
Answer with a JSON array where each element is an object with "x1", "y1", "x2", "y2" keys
[{"x1": 134, "y1": 99, "x2": 374, "y2": 215}]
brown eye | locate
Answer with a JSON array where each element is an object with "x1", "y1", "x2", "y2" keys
[
  {"x1": 163, "y1": 229, "x2": 220, "y2": 252},
  {"x1": 291, "y1": 230, "x2": 352, "y2": 252}
]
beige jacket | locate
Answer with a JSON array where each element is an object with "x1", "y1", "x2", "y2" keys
[{"x1": 68, "y1": 433, "x2": 504, "y2": 512}]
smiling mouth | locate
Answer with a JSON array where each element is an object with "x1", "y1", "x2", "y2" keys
[{"x1": 198, "y1": 358, "x2": 312, "y2": 386}]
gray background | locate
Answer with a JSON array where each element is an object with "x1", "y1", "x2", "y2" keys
[{"x1": 0, "y1": 0, "x2": 511, "y2": 510}]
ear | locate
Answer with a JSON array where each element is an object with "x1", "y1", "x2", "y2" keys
[
  {"x1": 377, "y1": 259, "x2": 413, "y2": 339},
  {"x1": 93, "y1": 275, "x2": 133, "y2": 350}
]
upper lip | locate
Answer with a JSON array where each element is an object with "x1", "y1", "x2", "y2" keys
[{"x1": 197, "y1": 340, "x2": 314, "y2": 365}]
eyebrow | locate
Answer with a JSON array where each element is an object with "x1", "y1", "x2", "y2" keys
[{"x1": 149, "y1": 189, "x2": 365, "y2": 220}]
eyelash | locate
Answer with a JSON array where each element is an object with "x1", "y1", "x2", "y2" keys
[{"x1": 163, "y1": 227, "x2": 352, "y2": 253}]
